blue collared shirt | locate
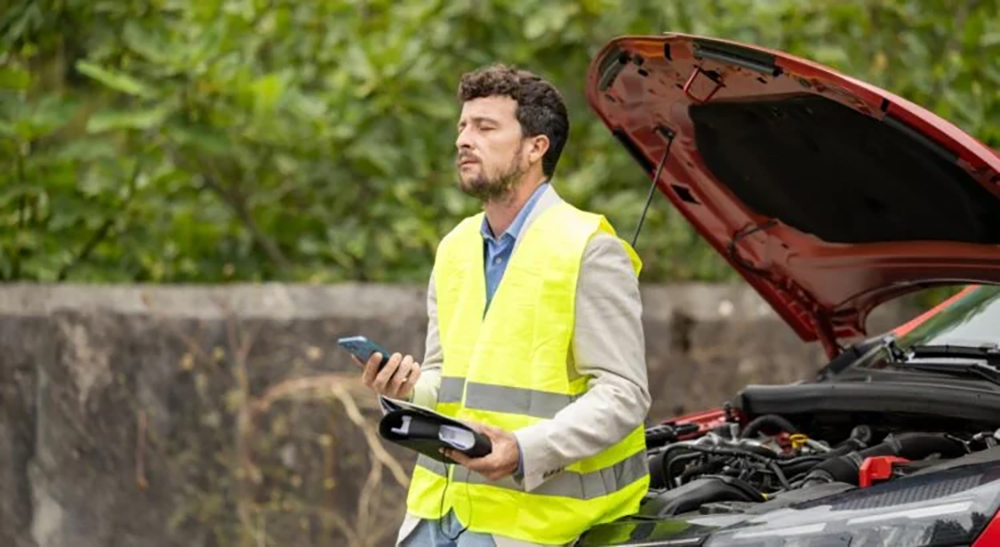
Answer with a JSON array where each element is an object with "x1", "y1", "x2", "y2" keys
[{"x1": 481, "y1": 183, "x2": 548, "y2": 310}]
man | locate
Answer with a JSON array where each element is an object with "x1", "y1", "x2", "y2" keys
[{"x1": 355, "y1": 64, "x2": 650, "y2": 546}]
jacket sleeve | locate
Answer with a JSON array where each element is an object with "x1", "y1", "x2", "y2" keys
[
  {"x1": 513, "y1": 232, "x2": 651, "y2": 491},
  {"x1": 409, "y1": 267, "x2": 443, "y2": 407}
]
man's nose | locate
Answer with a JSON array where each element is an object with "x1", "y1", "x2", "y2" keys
[{"x1": 455, "y1": 127, "x2": 472, "y2": 151}]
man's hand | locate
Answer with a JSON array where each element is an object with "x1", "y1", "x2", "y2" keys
[
  {"x1": 443, "y1": 423, "x2": 520, "y2": 481},
  {"x1": 353, "y1": 352, "x2": 422, "y2": 400}
]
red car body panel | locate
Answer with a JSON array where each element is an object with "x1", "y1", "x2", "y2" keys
[
  {"x1": 974, "y1": 513, "x2": 1000, "y2": 547},
  {"x1": 585, "y1": 33, "x2": 1000, "y2": 358}
]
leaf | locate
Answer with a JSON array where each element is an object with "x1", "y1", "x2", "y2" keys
[
  {"x1": 165, "y1": 121, "x2": 229, "y2": 155},
  {"x1": 981, "y1": 31, "x2": 1000, "y2": 48},
  {"x1": 54, "y1": 139, "x2": 118, "y2": 161},
  {"x1": 0, "y1": 184, "x2": 43, "y2": 207},
  {"x1": 0, "y1": 3, "x2": 42, "y2": 45},
  {"x1": 85, "y1": 105, "x2": 171, "y2": 133},
  {"x1": 0, "y1": 67, "x2": 30, "y2": 89},
  {"x1": 13, "y1": 96, "x2": 76, "y2": 139},
  {"x1": 251, "y1": 73, "x2": 286, "y2": 112},
  {"x1": 123, "y1": 20, "x2": 170, "y2": 64},
  {"x1": 75, "y1": 60, "x2": 153, "y2": 97}
]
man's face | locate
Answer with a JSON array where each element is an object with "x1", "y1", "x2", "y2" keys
[{"x1": 455, "y1": 96, "x2": 527, "y2": 202}]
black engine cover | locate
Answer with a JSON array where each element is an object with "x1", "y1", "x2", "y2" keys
[{"x1": 640, "y1": 476, "x2": 764, "y2": 517}]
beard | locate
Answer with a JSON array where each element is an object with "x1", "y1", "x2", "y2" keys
[{"x1": 458, "y1": 149, "x2": 525, "y2": 203}]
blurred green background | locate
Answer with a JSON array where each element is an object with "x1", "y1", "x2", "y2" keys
[{"x1": 2, "y1": 0, "x2": 998, "y2": 284}]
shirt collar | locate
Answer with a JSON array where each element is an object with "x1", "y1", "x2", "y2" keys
[{"x1": 480, "y1": 182, "x2": 549, "y2": 242}]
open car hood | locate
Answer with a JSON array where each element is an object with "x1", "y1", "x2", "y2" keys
[{"x1": 586, "y1": 33, "x2": 1000, "y2": 356}]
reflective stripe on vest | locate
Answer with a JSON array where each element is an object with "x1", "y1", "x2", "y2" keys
[
  {"x1": 438, "y1": 377, "x2": 578, "y2": 419},
  {"x1": 405, "y1": 201, "x2": 648, "y2": 545},
  {"x1": 414, "y1": 451, "x2": 648, "y2": 500}
]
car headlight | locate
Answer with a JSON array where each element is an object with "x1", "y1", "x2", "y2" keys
[{"x1": 704, "y1": 462, "x2": 1000, "y2": 547}]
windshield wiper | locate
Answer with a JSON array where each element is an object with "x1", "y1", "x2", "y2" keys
[
  {"x1": 908, "y1": 344, "x2": 1000, "y2": 365},
  {"x1": 892, "y1": 361, "x2": 1000, "y2": 388},
  {"x1": 880, "y1": 340, "x2": 1000, "y2": 387}
]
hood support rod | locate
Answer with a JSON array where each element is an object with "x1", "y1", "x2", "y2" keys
[{"x1": 631, "y1": 127, "x2": 675, "y2": 248}]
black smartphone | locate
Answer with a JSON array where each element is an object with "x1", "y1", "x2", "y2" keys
[{"x1": 337, "y1": 336, "x2": 392, "y2": 370}]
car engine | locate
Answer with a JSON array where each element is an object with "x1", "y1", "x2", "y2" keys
[{"x1": 642, "y1": 408, "x2": 1000, "y2": 517}]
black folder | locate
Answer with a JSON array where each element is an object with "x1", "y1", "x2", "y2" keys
[{"x1": 377, "y1": 397, "x2": 493, "y2": 464}]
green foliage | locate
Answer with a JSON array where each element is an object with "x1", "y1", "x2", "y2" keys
[{"x1": 1, "y1": 0, "x2": 998, "y2": 283}]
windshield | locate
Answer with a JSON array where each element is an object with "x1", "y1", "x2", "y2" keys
[{"x1": 897, "y1": 285, "x2": 1000, "y2": 349}]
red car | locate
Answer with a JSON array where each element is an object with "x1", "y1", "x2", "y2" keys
[{"x1": 578, "y1": 33, "x2": 1000, "y2": 547}]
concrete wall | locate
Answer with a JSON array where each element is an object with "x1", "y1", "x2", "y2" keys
[{"x1": 0, "y1": 284, "x2": 921, "y2": 547}]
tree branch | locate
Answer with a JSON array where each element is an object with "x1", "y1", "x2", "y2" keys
[
  {"x1": 202, "y1": 172, "x2": 292, "y2": 274},
  {"x1": 57, "y1": 217, "x2": 115, "y2": 281},
  {"x1": 164, "y1": 140, "x2": 291, "y2": 275},
  {"x1": 57, "y1": 159, "x2": 142, "y2": 281}
]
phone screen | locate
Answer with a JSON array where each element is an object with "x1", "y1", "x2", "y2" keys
[{"x1": 338, "y1": 336, "x2": 391, "y2": 368}]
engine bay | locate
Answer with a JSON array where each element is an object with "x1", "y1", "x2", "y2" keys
[{"x1": 641, "y1": 404, "x2": 1000, "y2": 519}]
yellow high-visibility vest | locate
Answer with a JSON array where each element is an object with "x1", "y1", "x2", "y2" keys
[{"x1": 406, "y1": 201, "x2": 649, "y2": 545}]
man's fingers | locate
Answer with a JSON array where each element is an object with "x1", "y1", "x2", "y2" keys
[
  {"x1": 444, "y1": 447, "x2": 488, "y2": 468},
  {"x1": 372, "y1": 353, "x2": 402, "y2": 392},
  {"x1": 463, "y1": 421, "x2": 485, "y2": 435},
  {"x1": 443, "y1": 449, "x2": 473, "y2": 466},
  {"x1": 389, "y1": 356, "x2": 415, "y2": 392},
  {"x1": 444, "y1": 449, "x2": 502, "y2": 474},
  {"x1": 479, "y1": 424, "x2": 506, "y2": 439},
  {"x1": 441, "y1": 420, "x2": 516, "y2": 482},
  {"x1": 485, "y1": 470, "x2": 505, "y2": 481},
  {"x1": 389, "y1": 361, "x2": 421, "y2": 399},
  {"x1": 361, "y1": 353, "x2": 382, "y2": 387}
]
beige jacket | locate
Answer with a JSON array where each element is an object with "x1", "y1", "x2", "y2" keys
[{"x1": 399, "y1": 185, "x2": 650, "y2": 545}]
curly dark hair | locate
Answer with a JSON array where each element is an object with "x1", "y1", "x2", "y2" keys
[{"x1": 458, "y1": 64, "x2": 569, "y2": 178}]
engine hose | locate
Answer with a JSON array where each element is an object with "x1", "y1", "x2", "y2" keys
[
  {"x1": 652, "y1": 441, "x2": 780, "y2": 489},
  {"x1": 775, "y1": 441, "x2": 868, "y2": 478},
  {"x1": 665, "y1": 452, "x2": 703, "y2": 488},
  {"x1": 650, "y1": 449, "x2": 700, "y2": 489},
  {"x1": 777, "y1": 454, "x2": 829, "y2": 466},
  {"x1": 679, "y1": 460, "x2": 726, "y2": 484},
  {"x1": 742, "y1": 442, "x2": 784, "y2": 458},
  {"x1": 740, "y1": 414, "x2": 799, "y2": 439},
  {"x1": 780, "y1": 458, "x2": 833, "y2": 479},
  {"x1": 675, "y1": 445, "x2": 791, "y2": 488},
  {"x1": 802, "y1": 433, "x2": 967, "y2": 486},
  {"x1": 828, "y1": 437, "x2": 868, "y2": 457}
]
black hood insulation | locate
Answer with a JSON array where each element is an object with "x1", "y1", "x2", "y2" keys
[{"x1": 690, "y1": 94, "x2": 1000, "y2": 244}]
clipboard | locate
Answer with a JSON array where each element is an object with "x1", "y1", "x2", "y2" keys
[{"x1": 377, "y1": 397, "x2": 493, "y2": 463}]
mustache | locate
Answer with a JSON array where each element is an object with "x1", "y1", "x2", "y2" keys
[{"x1": 456, "y1": 153, "x2": 480, "y2": 165}]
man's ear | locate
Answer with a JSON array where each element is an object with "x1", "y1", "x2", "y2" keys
[{"x1": 527, "y1": 134, "x2": 550, "y2": 166}]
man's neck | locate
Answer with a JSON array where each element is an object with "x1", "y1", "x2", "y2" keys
[{"x1": 484, "y1": 174, "x2": 546, "y2": 237}]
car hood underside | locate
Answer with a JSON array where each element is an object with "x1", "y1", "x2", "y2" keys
[{"x1": 585, "y1": 33, "x2": 1000, "y2": 355}]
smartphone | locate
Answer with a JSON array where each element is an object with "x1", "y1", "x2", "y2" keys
[{"x1": 337, "y1": 335, "x2": 392, "y2": 370}]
